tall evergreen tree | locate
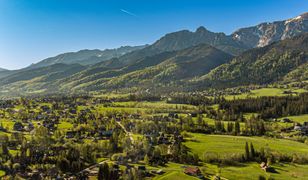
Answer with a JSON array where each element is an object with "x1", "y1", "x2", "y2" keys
[
  {"x1": 250, "y1": 142, "x2": 255, "y2": 159},
  {"x1": 234, "y1": 121, "x2": 240, "y2": 135},
  {"x1": 245, "y1": 142, "x2": 250, "y2": 161},
  {"x1": 98, "y1": 162, "x2": 110, "y2": 180}
]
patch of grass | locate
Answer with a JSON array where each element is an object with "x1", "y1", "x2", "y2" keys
[
  {"x1": 96, "y1": 105, "x2": 146, "y2": 114},
  {"x1": 9, "y1": 149, "x2": 18, "y2": 156},
  {"x1": 224, "y1": 88, "x2": 307, "y2": 100},
  {"x1": 154, "y1": 171, "x2": 199, "y2": 180},
  {"x1": 0, "y1": 170, "x2": 5, "y2": 177},
  {"x1": 113, "y1": 101, "x2": 196, "y2": 110},
  {"x1": 184, "y1": 134, "x2": 308, "y2": 157},
  {"x1": 279, "y1": 114, "x2": 308, "y2": 124},
  {"x1": 57, "y1": 121, "x2": 74, "y2": 130},
  {"x1": 204, "y1": 163, "x2": 308, "y2": 180},
  {"x1": 152, "y1": 162, "x2": 199, "y2": 180},
  {"x1": 0, "y1": 119, "x2": 15, "y2": 131},
  {"x1": 150, "y1": 161, "x2": 308, "y2": 180}
]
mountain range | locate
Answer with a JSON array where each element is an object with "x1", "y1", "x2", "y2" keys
[
  {"x1": 0, "y1": 12, "x2": 307, "y2": 96},
  {"x1": 233, "y1": 12, "x2": 308, "y2": 48},
  {"x1": 193, "y1": 33, "x2": 308, "y2": 89},
  {"x1": 28, "y1": 45, "x2": 147, "y2": 69}
]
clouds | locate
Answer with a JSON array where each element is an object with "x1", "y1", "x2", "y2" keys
[{"x1": 120, "y1": 9, "x2": 138, "y2": 18}]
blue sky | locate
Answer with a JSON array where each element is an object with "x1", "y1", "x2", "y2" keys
[{"x1": 0, "y1": 0, "x2": 307, "y2": 70}]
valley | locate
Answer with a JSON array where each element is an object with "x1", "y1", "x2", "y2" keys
[
  {"x1": 1, "y1": 86, "x2": 308, "y2": 179},
  {"x1": 0, "y1": 4, "x2": 308, "y2": 179}
]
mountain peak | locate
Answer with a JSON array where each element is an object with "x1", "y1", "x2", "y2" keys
[{"x1": 196, "y1": 26, "x2": 209, "y2": 33}]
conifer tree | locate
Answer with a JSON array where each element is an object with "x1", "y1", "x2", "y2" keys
[
  {"x1": 245, "y1": 142, "x2": 250, "y2": 161},
  {"x1": 250, "y1": 142, "x2": 255, "y2": 159}
]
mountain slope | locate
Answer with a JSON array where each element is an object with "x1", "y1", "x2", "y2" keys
[
  {"x1": 56, "y1": 51, "x2": 178, "y2": 90},
  {"x1": 0, "y1": 69, "x2": 16, "y2": 79},
  {"x1": 0, "y1": 68, "x2": 9, "y2": 78},
  {"x1": 29, "y1": 45, "x2": 146, "y2": 69},
  {"x1": 232, "y1": 12, "x2": 308, "y2": 48},
  {"x1": 283, "y1": 62, "x2": 308, "y2": 83},
  {"x1": 195, "y1": 33, "x2": 308, "y2": 88},
  {"x1": 0, "y1": 44, "x2": 233, "y2": 94},
  {"x1": 0, "y1": 63, "x2": 86, "y2": 90},
  {"x1": 65, "y1": 44, "x2": 233, "y2": 92}
]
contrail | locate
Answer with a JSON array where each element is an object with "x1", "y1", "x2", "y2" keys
[{"x1": 120, "y1": 9, "x2": 138, "y2": 17}]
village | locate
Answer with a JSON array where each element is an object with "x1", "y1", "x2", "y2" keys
[{"x1": 0, "y1": 93, "x2": 308, "y2": 179}]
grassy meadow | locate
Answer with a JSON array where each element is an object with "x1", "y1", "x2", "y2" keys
[
  {"x1": 224, "y1": 88, "x2": 307, "y2": 100},
  {"x1": 184, "y1": 133, "x2": 308, "y2": 157},
  {"x1": 279, "y1": 114, "x2": 308, "y2": 124}
]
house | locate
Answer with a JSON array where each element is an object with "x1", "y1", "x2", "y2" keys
[
  {"x1": 43, "y1": 120, "x2": 56, "y2": 131},
  {"x1": 0, "y1": 125, "x2": 6, "y2": 132},
  {"x1": 188, "y1": 113, "x2": 198, "y2": 118},
  {"x1": 41, "y1": 105, "x2": 50, "y2": 111},
  {"x1": 138, "y1": 166, "x2": 146, "y2": 171},
  {"x1": 154, "y1": 169, "x2": 164, "y2": 175},
  {"x1": 8, "y1": 141, "x2": 18, "y2": 150},
  {"x1": 24, "y1": 123, "x2": 34, "y2": 132},
  {"x1": 99, "y1": 130, "x2": 113, "y2": 139},
  {"x1": 301, "y1": 126, "x2": 308, "y2": 135},
  {"x1": 294, "y1": 125, "x2": 302, "y2": 131},
  {"x1": 184, "y1": 167, "x2": 201, "y2": 176},
  {"x1": 168, "y1": 113, "x2": 179, "y2": 119},
  {"x1": 66, "y1": 131, "x2": 77, "y2": 139},
  {"x1": 13, "y1": 122, "x2": 24, "y2": 131},
  {"x1": 35, "y1": 115, "x2": 44, "y2": 120},
  {"x1": 125, "y1": 165, "x2": 133, "y2": 174},
  {"x1": 260, "y1": 162, "x2": 271, "y2": 171},
  {"x1": 158, "y1": 136, "x2": 170, "y2": 145},
  {"x1": 281, "y1": 118, "x2": 292, "y2": 123},
  {"x1": 69, "y1": 109, "x2": 77, "y2": 114},
  {"x1": 113, "y1": 164, "x2": 120, "y2": 170},
  {"x1": 129, "y1": 114, "x2": 141, "y2": 119},
  {"x1": 294, "y1": 122, "x2": 308, "y2": 135},
  {"x1": 260, "y1": 162, "x2": 275, "y2": 172}
]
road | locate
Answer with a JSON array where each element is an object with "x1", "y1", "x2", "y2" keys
[
  {"x1": 77, "y1": 121, "x2": 134, "y2": 175},
  {"x1": 77, "y1": 160, "x2": 108, "y2": 176},
  {"x1": 76, "y1": 121, "x2": 134, "y2": 177},
  {"x1": 116, "y1": 121, "x2": 134, "y2": 143}
]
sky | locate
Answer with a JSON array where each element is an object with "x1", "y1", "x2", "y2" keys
[{"x1": 0, "y1": 0, "x2": 307, "y2": 70}]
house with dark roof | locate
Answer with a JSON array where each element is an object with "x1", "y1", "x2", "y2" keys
[{"x1": 13, "y1": 122, "x2": 24, "y2": 131}]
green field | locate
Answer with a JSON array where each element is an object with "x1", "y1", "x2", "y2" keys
[
  {"x1": 224, "y1": 88, "x2": 307, "y2": 100},
  {"x1": 0, "y1": 170, "x2": 5, "y2": 177},
  {"x1": 154, "y1": 171, "x2": 199, "y2": 180},
  {"x1": 150, "y1": 162, "x2": 308, "y2": 180},
  {"x1": 152, "y1": 163, "x2": 200, "y2": 180},
  {"x1": 205, "y1": 163, "x2": 308, "y2": 180},
  {"x1": 0, "y1": 118, "x2": 15, "y2": 131},
  {"x1": 112, "y1": 101, "x2": 196, "y2": 110},
  {"x1": 58, "y1": 121, "x2": 74, "y2": 130},
  {"x1": 184, "y1": 133, "x2": 308, "y2": 157},
  {"x1": 279, "y1": 114, "x2": 308, "y2": 124}
]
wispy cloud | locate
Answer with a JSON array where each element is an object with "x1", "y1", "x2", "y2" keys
[{"x1": 120, "y1": 9, "x2": 138, "y2": 18}]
